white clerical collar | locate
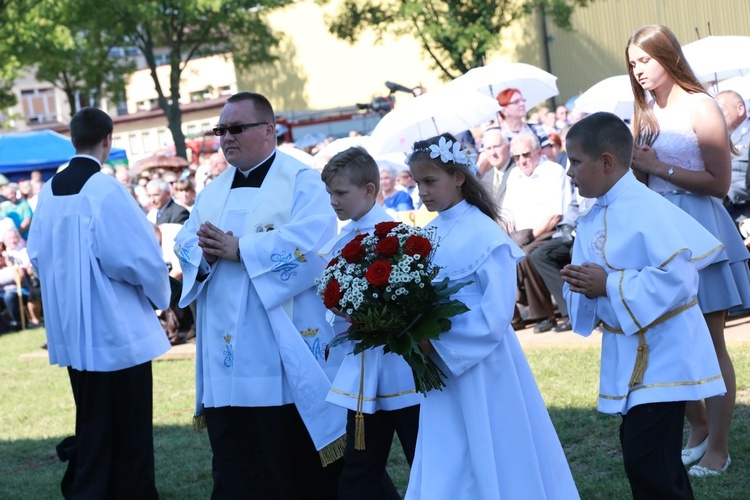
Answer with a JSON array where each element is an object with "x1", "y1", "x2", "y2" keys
[
  {"x1": 349, "y1": 203, "x2": 387, "y2": 231},
  {"x1": 236, "y1": 150, "x2": 275, "y2": 178},
  {"x1": 598, "y1": 170, "x2": 636, "y2": 207},
  {"x1": 72, "y1": 154, "x2": 102, "y2": 167}
]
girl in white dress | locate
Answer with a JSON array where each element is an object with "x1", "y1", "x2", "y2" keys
[
  {"x1": 627, "y1": 24, "x2": 750, "y2": 476},
  {"x1": 404, "y1": 133, "x2": 578, "y2": 499}
]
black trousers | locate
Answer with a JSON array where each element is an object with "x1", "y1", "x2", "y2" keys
[
  {"x1": 619, "y1": 401, "x2": 694, "y2": 500},
  {"x1": 338, "y1": 405, "x2": 420, "y2": 500},
  {"x1": 205, "y1": 404, "x2": 343, "y2": 500},
  {"x1": 62, "y1": 362, "x2": 158, "y2": 500},
  {"x1": 529, "y1": 237, "x2": 573, "y2": 317}
]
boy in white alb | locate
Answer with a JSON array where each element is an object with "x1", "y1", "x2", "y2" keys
[
  {"x1": 321, "y1": 146, "x2": 420, "y2": 499},
  {"x1": 562, "y1": 112, "x2": 726, "y2": 499}
]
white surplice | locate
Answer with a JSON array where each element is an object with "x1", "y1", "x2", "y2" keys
[
  {"x1": 406, "y1": 201, "x2": 579, "y2": 500},
  {"x1": 28, "y1": 173, "x2": 171, "y2": 372},
  {"x1": 322, "y1": 203, "x2": 421, "y2": 413},
  {"x1": 174, "y1": 150, "x2": 346, "y2": 454},
  {"x1": 564, "y1": 171, "x2": 726, "y2": 415}
]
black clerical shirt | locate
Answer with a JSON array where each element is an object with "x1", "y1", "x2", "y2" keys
[
  {"x1": 51, "y1": 156, "x2": 101, "y2": 196},
  {"x1": 230, "y1": 153, "x2": 275, "y2": 189}
]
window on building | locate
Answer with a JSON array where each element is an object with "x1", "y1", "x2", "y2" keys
[
  {"x1": 21, "y1": 88, "x2": 57, "y2": 125},
  {"x1": 158, "y1": 129, "x2": 169, "y2": 148},
  {"x1": 129, "y1": 134, "x2": 140, "y2": 155},
  {"x1": 142, "y1": 131, "x2": 157, "y2": 154}
]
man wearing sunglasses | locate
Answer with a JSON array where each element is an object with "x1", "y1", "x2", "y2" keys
[
  {"x1": 502, "y1": 133, "x2": 567, "y2": 334},
  {"x1": 174, "y1": 92, "x2": 344, "y2": 498}
]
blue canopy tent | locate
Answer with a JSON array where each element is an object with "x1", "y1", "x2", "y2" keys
[{"x1": 0, "y1": 130, "x2": 127, "y2": 181}]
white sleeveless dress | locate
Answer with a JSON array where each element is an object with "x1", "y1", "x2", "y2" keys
[{"x1": 649, "y1": 92, "x2": 750, "y2": 313}]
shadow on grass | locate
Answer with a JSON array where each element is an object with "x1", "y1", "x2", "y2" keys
[
  {"x1": 0, "y1": 424, "x2": 213, "y2": 499},
  {"x1": 387, "y1": 404, "x2": 749, "y2": 500},
  {"x1": 3, "y1": 408, "x2": 747, "y2": 499},
  {"x1": 550, "y1": 404, "x2": 750, "y2": 500}
]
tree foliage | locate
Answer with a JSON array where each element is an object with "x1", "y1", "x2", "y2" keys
[
  {"x1": 323, "y1": 0, "x2": 592, "y2": 80},
  {"x1": 70, "y1": 0, "x2": 294, "y2": 158},
  {"x1": 4, "y1": 0, "x2": 292, "y2": 158},
  {"x1": 0, "y1": 0, "x2": 29, "y2": 113},
  {"x1": 12, "y1": 0, "x2": 134, "y2": 117}
]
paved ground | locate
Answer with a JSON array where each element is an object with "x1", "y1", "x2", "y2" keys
[{"x1": 19, "y1": 314, "x2": 750, "y2": 362}]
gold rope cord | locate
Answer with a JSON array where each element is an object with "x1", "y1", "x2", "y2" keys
[{"x1": 354, "y1": 352, "x2": 366, "y2": 450}]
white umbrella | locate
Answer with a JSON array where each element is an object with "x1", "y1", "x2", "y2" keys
[
  {"x1": 314, "y1": 135, "x2": 374, "y2": 159},
  {"x1": 369, "y1": 88, "x2": 500, "y2": 155},
  {"x1": 448, "y1": 62, "x2": 559, "y2": 109},
  {"x1": 573, "y1": 75, "x2": 636, "y2": 121},
  {"x1": 683, "y1": 36, "x2": 750, "y2": 83},
  {"x1": 277, "y1": 144, "x2": 314, "y2": 166},
  {"x1": 714, "y1": 74, "x2": 750, "y2": 103}
]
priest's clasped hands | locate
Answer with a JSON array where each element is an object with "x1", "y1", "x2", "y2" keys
[{"x1": 197, "y1": 221, "x2": 240, "y2": 264}]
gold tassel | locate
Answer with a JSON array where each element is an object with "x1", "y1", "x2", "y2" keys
[
  {"x1": 319, "y1": 434, "x2": 347, "y2": 467},
  {"x1": 628, "y1": 332, "x2": 649, "y2": 388},
  {"x1": 354, "y1": 413, "x2": 366, "y2": 450},
  {"x1": 192, "y1": 413, "x2": 206, "y2": 432},
  {"x1": 354, "y1": 352, "x2": 366, "y2": 451}
]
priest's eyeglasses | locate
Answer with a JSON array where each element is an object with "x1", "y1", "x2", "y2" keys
[{"x1": 213, "y1": 122, "x2": 268, "y2": 136}]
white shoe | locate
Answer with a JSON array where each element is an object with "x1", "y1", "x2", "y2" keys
[
  {"x1": 688, "y1": 456, "x2": 731, "y2": 477},
  {"x1": 681, "y1": 436, "x2": 708, "y2": 466}
]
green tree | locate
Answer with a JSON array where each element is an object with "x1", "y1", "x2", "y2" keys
[
  {"x1": 70, "y1": 0, "x2": 294, "y2": 159},
  {"x1": 0, "y1": 0, "x2": 29, "y2": 114},
  {"x1": 323, "y1": 0, "x2": 592, "y2": 80},
  {"x1": 2, "y1": 0, "x2": 132, "y2": 125}
]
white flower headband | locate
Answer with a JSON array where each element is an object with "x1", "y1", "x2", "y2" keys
[{"x1": 409, "y1": 136, "x2": 479, "y2": 174}]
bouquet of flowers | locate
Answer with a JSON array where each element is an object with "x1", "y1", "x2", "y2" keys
[{"x1": 318, "y1": 221, "x2": 471, "y2": 395}]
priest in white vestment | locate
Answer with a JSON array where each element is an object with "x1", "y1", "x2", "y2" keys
[{"x1": 174, "y1": 92, "x2": 345, "y2": 498}]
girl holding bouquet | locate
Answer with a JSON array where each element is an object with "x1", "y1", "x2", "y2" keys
[{"x1": 405, "y1": 134, "x2": 578, "y2": 499}]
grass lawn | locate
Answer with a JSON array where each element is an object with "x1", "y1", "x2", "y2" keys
[{"x1": 1, "y1": 328, "x2": 747, "y2": 499}]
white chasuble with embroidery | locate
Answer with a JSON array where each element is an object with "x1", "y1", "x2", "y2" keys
[
  {"x1": 175, "y1": 151, "x2": 345, "y2": 456},
  {"x1": 565, "y1": 171, "x2": 726, "y2": 415}
]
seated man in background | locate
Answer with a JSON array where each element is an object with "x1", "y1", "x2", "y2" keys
[
  {"x1": 502, "y1": 133, "x2": 567, "y2": 333},
  {"x1": 476, "y1": 127, "x2": 514, "y2": 210},
  {"x1": 2, "y1": 227, "x2": 43, "y2": 329}
]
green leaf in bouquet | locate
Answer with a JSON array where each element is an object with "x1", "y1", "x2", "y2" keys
[
  {"x1": 327, "y1": 334, "x2": 351, "y2": 349},
  {"x1": 387, "y1": 331, "x2": 413, "y2": 355},
  {"x1": 434, "y1": 278, "x2": 475, "y2": 299},
  {"x1": 434, "y1": 300, "x2": 471, "y2": 319},
  {"x1": 436, "y1": 317, "x2": 452, "y2": 333},
  {"x1": 408, "y1": 314, "x2": 442, "y2": 341}
]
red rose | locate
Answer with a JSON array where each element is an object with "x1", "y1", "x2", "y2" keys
[
  {"x1": 341, "y1": 239, "x2": 366, "y2": 263},
  {"x1": 405, "y1": 235, "x2": 432, "y2": 259},
  {"x1": 374, "y1": 236, "x2": 400, "y2": 258},
  {"x1": 323, "y1": 279, "x2": 343, "y2": 309},
  {"x1": 374, "y1": 221, "x2": 401, "y2": 239},
  {"x1": 326, "y1": 257, "x2": 339, "y2": 269},
  {"x1": 365, "y1": 260, "x2": 392, "y2": 287},
  {"x1": 352, "y1": 233, "x2": 367, "y2": 243}
]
